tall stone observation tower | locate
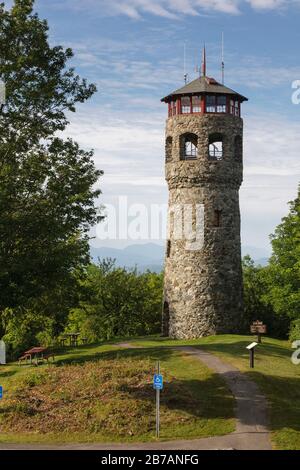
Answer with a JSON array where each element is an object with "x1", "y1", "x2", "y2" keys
[{"x1": 161, "y1": 61, "x2": 248, "y2": 339}]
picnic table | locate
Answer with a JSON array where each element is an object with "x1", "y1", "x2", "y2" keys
[
  {"x1": 59, "y1": 336, "x2": 67, "y2": 347},
  {"x1": 64, "y1": 332, "x2": 80, "y2": 347},
  {"x1": 19, "y1": 347, "x2": 55, "y2": 366}
]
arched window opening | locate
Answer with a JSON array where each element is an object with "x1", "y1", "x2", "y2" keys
[
  {"x1": 180, "y1": 133, "x2": 198, "y2": 160},
  {"x1": 165, "y1": 136, "x2": 173, "y2": 162},
  {"x1": 209, "y1": 134, "x2": 223, "y2": 161},
  {"x1": 234, "y1": 135, "x2": 242, "y2": 161},
  {"x1": 185, "y1": 140, "x2": 197, "y2": 158}
]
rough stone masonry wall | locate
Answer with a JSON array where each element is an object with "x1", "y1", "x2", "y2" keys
[{"x1": 163, "y1": 113, "x2": 245, "y2": 339}]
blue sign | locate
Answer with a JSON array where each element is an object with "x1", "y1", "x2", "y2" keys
[
  {"x1": 0, "y1": 386, "x2": 3, "y2": 399},
  {"x1": 153, "y1": 374, "x2": 163, "y2": 390}
]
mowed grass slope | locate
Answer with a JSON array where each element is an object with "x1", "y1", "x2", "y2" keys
[
  {"x1": 1, "y1": 335, "x2": 299, "y2": 449},
  {"x1": 0, "y1": 344, "x2": 235, "y2": 444}
]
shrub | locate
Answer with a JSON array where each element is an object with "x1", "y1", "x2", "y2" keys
[
  {"x1": 289, "y1": 319, "x2": 300, "y2": 343},
  {"x1": 2, "y1": 309, "x2": 55, "y2": 359}
]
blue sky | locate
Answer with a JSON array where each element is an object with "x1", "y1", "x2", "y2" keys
[{"x1": 6, "y1": 0, "x2": 300, "y2": 254}]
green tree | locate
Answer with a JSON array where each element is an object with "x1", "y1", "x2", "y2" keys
[
  {"x1": 262, "y1": 186, "x2": 300, "y2": 323},
  {"x1": 242, "y1": 255, "x2": 289, "y2": 337},
  {"x1": 0, "y1": 0, "x2": 102, "y2": 338},
  {"x1": 242, "y1": 255, "x2": 266, "y2": 324},
  {"x1": 242, "y1": 187, "x2": 300, "y2": 338},
  {"x1": 65, "y1": 260, "x2": 163, "y2": 342}
]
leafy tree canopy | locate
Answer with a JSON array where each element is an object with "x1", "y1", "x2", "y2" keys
[
  {"x1": 65, "y1": 260, "x2": 163, "y2": 342},
  {"x1": 263, "y1": 186, "x2": 300, "y2": 321},
  {"x1": 0, "y1": 0, "x2": 102, "y2": 334},
  {"x1": 242, "y1": 186, "x2": 300, "y2": 339}
]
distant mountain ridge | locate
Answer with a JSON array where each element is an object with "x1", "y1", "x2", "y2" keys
[{"x1": 90, "y1": 243, "x2": 270, "y2": 272}]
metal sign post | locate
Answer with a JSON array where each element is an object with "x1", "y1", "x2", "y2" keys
[
  {"x1": 153, "y1": 361, "x2": 163, "y2": 439},
  {"x1": 246, "y1": 342, "x2": 258, "y2": 368},
  {"x1": 250, "y1": 348, "x2": 254, "y2": 368},
  {"x1": 156, "y1": 362, "x2": 160, "y2": 439}
]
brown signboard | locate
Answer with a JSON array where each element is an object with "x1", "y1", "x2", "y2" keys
[
  {"x1": 250, "y1": 321, "x2": 267, "y2": 335},
  {"x1": 251, "y1": 325, "x2": 267, "y2": 334}
]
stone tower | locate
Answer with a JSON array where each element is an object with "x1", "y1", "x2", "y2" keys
[{"x1": 161, "y1": 73, "x2": 248, "y2": 339}]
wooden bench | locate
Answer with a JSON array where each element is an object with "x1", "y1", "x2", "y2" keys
[
  {"x1": 18, "y1": 354, "x2": 32, "y2": 365},
  {"x1": 59, "y1": 337, "x2": 67, "y2": 347},
  {"x1": 18, "y1": 347, "x2": 54, "y2": 366}
]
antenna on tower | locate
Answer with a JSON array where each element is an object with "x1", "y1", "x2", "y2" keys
[
  {"x1": 221, "y1": 32, "x2": 225, "y2": 84},
  {"x1": 183, "y1": 42, "x2": 188, "y2": 84}
]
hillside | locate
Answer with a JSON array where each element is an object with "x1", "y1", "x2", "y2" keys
[
  {"x1": 90, "y1": 243, "x2": 270, "y2": 271},
  {"x1": 0, "y1": 335, "x2": 299, "y2": 449},
  {"x1": 0, "y1": 344, "x2": 234, "y2": 444}
]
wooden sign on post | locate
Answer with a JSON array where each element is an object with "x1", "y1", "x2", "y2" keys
[{"x1": 250, "y1": 320, "x2": 267, "y2": 343}]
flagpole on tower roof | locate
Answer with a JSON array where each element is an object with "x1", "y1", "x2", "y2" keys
[{"x1": 201, "y1": 43, "x2": 206, "y2": 78}]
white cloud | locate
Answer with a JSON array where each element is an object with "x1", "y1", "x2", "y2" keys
[
  {"x1": 49, "y1": 0, "x2": 300, "y2": 18},
  {"x1": 244, "y1": 111, "x2": 300, "y2": 175},
  {"x1": 63, "y1": 103, "x2": 299, "y2": 251},
  {"x1": 240, "y1": 111, "x2": 299, "y2": 249},
  {"x1": 4, "y1": 0, "x2": 300, "y2": 17},
  {"x1": 246, "y1": 0, "x2": 285, "y2": 9},
  {"x1": 65, "y1": 37, "x2": 300, "y2": 96},
  {"x1": 52, "y1": 0, "x2": 238, "y2": 17}
]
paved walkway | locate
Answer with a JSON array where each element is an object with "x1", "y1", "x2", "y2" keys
[{"x1": 0, "y1": 345, "x2": 272, "y2": 450}]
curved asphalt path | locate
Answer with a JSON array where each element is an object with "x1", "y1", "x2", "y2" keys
[{"x1": 0, "y1": 344, "x2": 272, "y2": 450}]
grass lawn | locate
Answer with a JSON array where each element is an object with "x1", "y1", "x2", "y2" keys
[
  {"x1": 131, "y1": 335, "x2": 300, "y2": 450},
  {"x1": 0, "y1": 334, "x2": 299, "y2": 449},
  {"x1": 0, "y1": 343, "x2": 235, "y2": 444}
]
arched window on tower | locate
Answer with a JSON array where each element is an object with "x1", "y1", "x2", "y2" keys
[
  {"x1": 209, "y1": 133, "x2": 223, "y2": 161},
  {"x1": 166, "y1": 136, "x2": 173, "y2": 162},
  {"x1": 234, "y1": 135, "x2": 242, "y2": 161},
  {"x1": 180, "y1": 133, "x2": 198, "y2": 160}
]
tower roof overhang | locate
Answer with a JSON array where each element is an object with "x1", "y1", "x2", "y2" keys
[{"x1": 161, "y1": 76, "x2": 248, "y2": 103}]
